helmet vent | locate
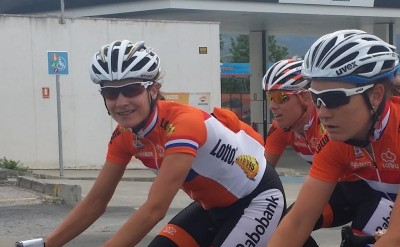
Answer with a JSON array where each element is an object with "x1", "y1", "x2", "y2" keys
[
  {"x1": 353, "y1": 63, "x2": 375, "y2": 74},
  {"x1": 316, "y1": 37, "x2": 337, "y2": 67},
  {"x1": 148, "y1": 62, "x2": 158, "y2": 72},
  {"x1": 330, "y1": 52, "x2": 359, "y2": 69},
  {"x1": 367, "y1": 45, "x2": 389, "y2": 54},
  {"x1": 91, "y1": 65, "x2": 101, "y2": 74},
  {"x1": 97, "y1": 60, "x2": 109, "y2": 73},
  {"x1": 111, "y1": 49, "x2": 119, "y2": 73},
  {"x1": 326, "y1": 43, "x2": 358, "y2": 69},
  {"x1": 132, "y1": 57, "x2": 150, "y2": 71},
  {"x1": 122, "y1": 56, "x2": 137, "y2": 71},
  {"x1": 382, "y1": 60, "x2": 396, "y2": 71}
]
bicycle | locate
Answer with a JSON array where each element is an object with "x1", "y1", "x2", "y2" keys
[
  {"x1": 340, "y1": 225, "x2": 376, "y2": 247},
  {"x1": 16, "y1": 227, "x2": 379, "y2": 247},
  {"x1": 15, "y1": 238, "x2": 44, "y2": 247}
]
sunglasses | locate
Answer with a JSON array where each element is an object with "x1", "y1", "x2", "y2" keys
[
  {"x1": 100, "y1": 81, "x2": 153, "y2": 100},
  {"x1": 309, "y1": 84, "x2": 374, "y2": 109},
  {"x1": 267, "y1": 91, "x2": 298, "y2": 104}
]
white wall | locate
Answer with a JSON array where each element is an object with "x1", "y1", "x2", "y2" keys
[{"x1": 0, "y1": 15, "x2": 220, "y2": 169}]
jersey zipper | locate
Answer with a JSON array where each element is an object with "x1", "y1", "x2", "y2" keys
[
  {"x1": 364, "y1": 144, "x2": 393, "y2": 202},
  {"x1": 135, "y1": 135, "x2": 160, "y2": 170}
]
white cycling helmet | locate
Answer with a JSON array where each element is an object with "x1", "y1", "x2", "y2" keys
[
  {"x1": 89, "y1": 40, "x2": 161, "y2": 84},
  {"x1": 262, "y1": 59, "x2": 309, "y2": 91},
  {"x1": 302, "y1": 29, "x2": 399, "y2": 84}
]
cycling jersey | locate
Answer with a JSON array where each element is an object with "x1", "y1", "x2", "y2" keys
[
  {"x1": 106, "y1": 100, "x2": 286, "y2": 246},
  {"x1": 310, "y1": 97, "x2": 400, "y2": 237},
  {"x1": 107, "y1": 100, "x2": 271, "y2": 209},
  {"x1": 310, "y1": 97, "x2": 400, "y2": 199},
  {"x1": 265, "y1": 108, "x2": 323, "y2": 163},
  {"x1": 264, "y1": 106, "x2": 377, "y2": 238}
]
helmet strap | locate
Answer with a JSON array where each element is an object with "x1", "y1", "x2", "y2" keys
[
  {"x1": 131, "y1": 87, "x2": 157, "y2": 134},
  {"x1": 283, "y1": 94, "x2": 308, "y2": 132},
  {"x1": 344, "y1": 92, "x2": 385, "y2": 147},
  {"x1": 102, "y1": 97, "x2": 111, "y2": 115}
]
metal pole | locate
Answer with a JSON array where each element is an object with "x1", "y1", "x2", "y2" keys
[
  {"x1": 262, "y1": 31, "x2": 268, "y2": 140},
  {"x1": 389, "y1": 23, "x2": 394, "y2": 45},
  {"x1": 56, "y1": 75, "x2": 64, "y2": 176},
  {"x1": 59, "y1": 0, "x2": 65, "y2": 24}
]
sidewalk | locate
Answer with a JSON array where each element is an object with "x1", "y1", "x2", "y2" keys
[{"x1": 1, "y1": 147, "x2": 309, "y2": 206}]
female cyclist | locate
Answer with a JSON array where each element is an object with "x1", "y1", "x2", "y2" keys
[
  {"x1": 267, "y1": 29, "x2": 400, "y2": 247},
  {"x1": 44, "y1": 40, "x2": 286, "y2": 247},
  {"x1": 264, "y1": 59, "x2": 379, "y2": 247}
]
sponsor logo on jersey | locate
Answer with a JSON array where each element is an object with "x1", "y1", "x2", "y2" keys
[
  {"x1": 136, "y1": 151, "x2": 153, "y2": 157},
  {"x1": 315, "y1": 134, "x2": 329, "y2": 153},
  {"x1": 350, "y1": 161, "x2": 372, "y2": 169},
  {"x1": 354, "y1": 147, "x2": 364, "y2": 159},
  {"x1": 375, "y1": 204, "x2": 393, "y2": 232},
  {"x1": 310, "y1": 137, "x2": 319, "y2": 149},
  {"x1": 156, "y1": 145, "x2": 165, "y2": 158},
  {"x1": 235, "y1": 155, "x2": 259, "y2": 180},
  {"x1": 236, "y1": 195, "x2": 280, "y2": 247},
  {"x1": 162, "y1": 225, "x2": 177, "y2": 235},
  {"x1": 210, "y1": 139, "x2": 238, "y2": 165},
  {"x1": 160, "y1": 118, "x2": 175, "y2": 137},
  {"x1": 109, "y1": 126, "x2": 131, "y2": 144},
  {"x1": 381, "y1": 149, "x2": 399, "y2": 169}
]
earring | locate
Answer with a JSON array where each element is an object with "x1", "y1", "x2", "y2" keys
[{"x1": 372, "y1": 105, "x2": 375, "y2": 109}]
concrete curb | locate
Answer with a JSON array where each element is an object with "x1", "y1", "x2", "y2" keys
[
  {"x1": 31, "y1": 173, "x2": 155, "y2": 182},
  {"x1": 17, "y1": 176, "x2": 81, "y2": 205}
]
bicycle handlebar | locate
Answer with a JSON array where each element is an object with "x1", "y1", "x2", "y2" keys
[{"x1": 340, "y1": 226, "x2": 376, "y2": 247}]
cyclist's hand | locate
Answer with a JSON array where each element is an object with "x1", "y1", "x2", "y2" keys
[
  {"x1": 373, "y1": 230, "x2": 400, "y2": 247},
  {"x1": 374, "y1": 229, "x2": 386, "y2": 241}
]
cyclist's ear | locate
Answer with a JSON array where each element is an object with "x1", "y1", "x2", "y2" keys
[
  {"x1": 300, "y1": 91, "x2": 312, "y2": 103},
  {"x1": 368, "y1": 84, "x2": 385, "y2": 108}
]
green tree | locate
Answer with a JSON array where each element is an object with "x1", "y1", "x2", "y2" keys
[
  {"x1": 227, "y1": 34, "x2": 289, "y2": 63},
  {"x1": 229, "y1": 35, "x2": 249, "y2": 62},
  {"x1": 221, "y1": 34, "x2": 288, "y2": 93},
  {"x1": 268, "y1": 35, "x2": 289, "y2": 63}
]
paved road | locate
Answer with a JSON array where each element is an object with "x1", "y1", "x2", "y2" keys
[{"x1": 0, "y1": 148, "x2": 343, "y2": 246}]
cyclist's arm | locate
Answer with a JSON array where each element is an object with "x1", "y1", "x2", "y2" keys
[
  {"x1": 267, "y1": 176, "x2": 335, "y2": 247},
  {"x1": 45, "y1": 162, "x2": 126, "y2": 247},
  {"x1": 265, "y1": 152, "x2": 281, "y2": 167},
  {"x1": 103, "y1": 153, "x2": 194, "y2": 247},
  {"x1": 374, "y1": 188, "x2": 400, "y2": 247}
]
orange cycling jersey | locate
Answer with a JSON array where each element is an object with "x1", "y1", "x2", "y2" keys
[
  {"x1": 265, "y1": 108, "x2": 324, "y2": 164},
  {"x1": 106, "y1": 100, "x2": 267, "y2": 209},
  {"x1": 311, "y1": 97, "x2": 400, "y2": 198}
]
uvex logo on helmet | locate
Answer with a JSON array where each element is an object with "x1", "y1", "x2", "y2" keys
[{"x1": 335, "y1": 61, "x2": 358, "y2": 76}]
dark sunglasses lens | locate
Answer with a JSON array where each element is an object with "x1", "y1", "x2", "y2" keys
[
  {"x1": 101, "y1": 88, "x2": 119, "y2": 100},
  {"x1": 101, "y1": 85, "x2": 145, "y2": 100},
  {"x1": 121, "y1": 85, "x2": 145, "y2": 97},
  {"x1": 311, "y1": 91, "x2": 350, "y2": 109}
]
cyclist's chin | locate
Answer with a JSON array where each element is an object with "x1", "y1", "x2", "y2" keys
[
  {"x1": 275, "y1": 119, "x2": 288, "y2": 128},
  {"x1": 326, "y1": 132, "x2": 348, "y2": 142},
  {"x1": 115, "y1": 117, "x2": 143, "y2": 129}
]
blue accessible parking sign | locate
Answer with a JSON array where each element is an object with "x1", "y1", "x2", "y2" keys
[{"x1": 47, "y1": 51, "x2": 69, "y2": 75}]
